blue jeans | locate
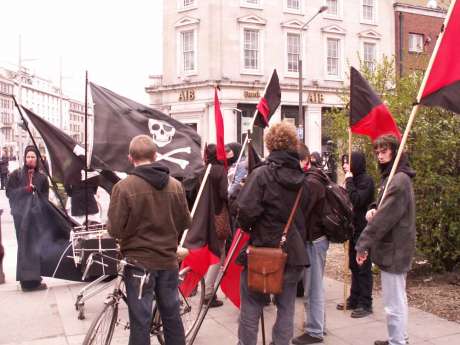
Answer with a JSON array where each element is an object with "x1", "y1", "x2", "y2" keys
[
  {"x1": 238, "y1": 267, "x2": 303, "y2": 345},
  {"x1": 124, "y1": 266, "x2": 185, "y2": 345},
  {"x1": 303, "y1": 237, "x2": 329, "y2": 338}
]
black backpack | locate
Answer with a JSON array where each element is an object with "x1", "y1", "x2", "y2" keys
[{"x1": 306, "y1": 169, "x2": 354, "y2": 243}]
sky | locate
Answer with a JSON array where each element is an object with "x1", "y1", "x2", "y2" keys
[{"x1": 0, "y1": 0, "x2": 163, "y2": 104}]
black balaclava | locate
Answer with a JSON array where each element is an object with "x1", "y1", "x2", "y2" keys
[{"x1": 225, "y1": 142, "x2": 243, "y2": 166}]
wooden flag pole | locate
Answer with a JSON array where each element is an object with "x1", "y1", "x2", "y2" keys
[
  {"x1": 378, "y1": 0, "x2": 456, "y2": 207},
  {"x1": 343, "y1": 128, "x2": 352, "y2": 310}
]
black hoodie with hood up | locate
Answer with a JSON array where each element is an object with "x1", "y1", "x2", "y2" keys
[{"x1": 236, "y1": 150, "x2": 309, "y2": 268}]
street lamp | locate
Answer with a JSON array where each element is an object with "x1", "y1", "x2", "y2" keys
[{"x1": 298, "y1": 5, "x2": 328, "y2": 141}]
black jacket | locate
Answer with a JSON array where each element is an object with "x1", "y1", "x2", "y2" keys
[
  {"x1": 0, "y1": 155, "x2": 8, "y2": 175},
  {"x1": 344, "y1": 152, "x2": 375, "y2": 238},
  {"x1": 236, "y1": 150, "x2": 308, "y2": 267},
  {"x1": 65, "y1": 176, "x2": 100, "y2": 217}
]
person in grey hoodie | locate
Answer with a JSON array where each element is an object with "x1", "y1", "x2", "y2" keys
[
  {"x1": 108, "y1": 135, "x2": 191, "y2": 345},
  {"x1": 355, "y1": 134, "x2": 416, "y2": 345}
]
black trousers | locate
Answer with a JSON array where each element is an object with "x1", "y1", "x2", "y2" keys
[
  {"x1": 0, "y1": 174, "x2": 7, "y2": 189},
  {"x1": 348, "y1": 238, "x2": 373, "y2": 309}
]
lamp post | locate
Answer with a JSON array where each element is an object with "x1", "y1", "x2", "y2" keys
[{"x1": 298, "y1": 5, "x2": 328, "y2": 141}]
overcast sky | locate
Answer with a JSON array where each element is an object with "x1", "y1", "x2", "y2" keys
[{"x1": 0, "y1": 0, "x2": 163, "y2": 103}]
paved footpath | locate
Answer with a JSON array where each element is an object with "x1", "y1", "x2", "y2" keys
[{"x1": 0, "y1": 190, "x2": 459, "y2": 345}]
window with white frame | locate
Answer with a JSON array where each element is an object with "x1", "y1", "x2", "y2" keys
[
  {"x1": 362, "y1": 0, "x2": 375, "y2": 22},
  {"x1": 286, "y1": 0, "x2": 300, "y2": 10},
  {"x1": 178, "y1": 0, "x2": 196, "y2": 10},
  {"x1": 183, "y1": 0, "x2": 195, "y2": 6},
  {"x1": 181, "y1": 30, "x2": 195, "y2": 72},
  {"x1": 363, "y1": 42, "x2": 376, "y2": 71},
  {"x1": 244, "y1": 29, "x2": 260, "y2": 70},
  {"x1": 408, "y1": 33, "x2": 424, "y2": 53},
  {"x1": 287, "y1": 33, "x2": 300, "y2": 73},
  {"x1": 327, "y1": 38, "x2": 340, "y2": 77},
  {"x1": 245, "y1": 0, "x2": 259, "y2": 4},
  {"x1": 326, "y1": 0, "x2": 338, "y2": 16}
]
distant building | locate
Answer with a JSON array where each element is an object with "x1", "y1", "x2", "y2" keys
[
  {"x1": 394, "y1": 1, "x2": 447, "y2": 77},
  {"x1": 146, "y1": 0, "x2": 395, "y2": 155},
  {"x1": 0, "y1": 75, "x2": 15, "y2": 156},
  {"x1": 69, "y1": 99, "x2": 90, "y2": 143}
]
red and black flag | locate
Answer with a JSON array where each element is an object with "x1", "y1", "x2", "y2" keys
[
  {"x1": 350, "y1": 67, "x2": 401, "y2": 141},
  {"x1": 254, "y1": 69, "x2": 281, "y2": 128},
  {"x1": 247, "y1": 140, "x2": 262, "y2": 174},
  {"x1": 419, "y1": 0, "x2": 460, "y2": 114},
  {"x1": 214, "y1": 88, "x2": 227, "y2": 167},
  {"x1": 179, "y1": 171, "x2": 221, "y2": 297}
]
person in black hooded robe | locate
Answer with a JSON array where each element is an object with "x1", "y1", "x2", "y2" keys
[
  {"x1": 337, "y1": 151, "x2": 375, "y2": 318},
  {"x1": 6, "y1": 145, "x2": 49, "y2": 291}
]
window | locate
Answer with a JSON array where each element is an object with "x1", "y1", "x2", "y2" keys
[
  {"x1": 245, "y1": 0, "x2": 259, "y2": 4},
  {"x1": 287, "y1": 0, "x2": 300, "y2": 10},
  {"x1": 326, "y1": 0, "x2": 338, "y2": 16},
  {"x1": 244, "y1": 29, "x2": 259, "y2": 70},
  {"x1": 183, "y1": 0, "x2": 194, "y2": 6},
  {"x1": 241, "y1": 0, "x2": 261, "y2": 9},
  {"x1": 181, "y1": 30, "x2": 195, "y2": 72},
  {"x1": 408, "y1": 33, "x2": 424, "y2": 53},
  {"x1": 287, "y1": 33, "x2": 300, "y2": 73},
  {"x1": 327, "y1": 38, "x2": 340, "y2": 77},
  {"x1": 362, "y1": 0, "x2": 375, "y2": 22},
  {"x1": 363, "y1": 42, "x2": 376, "y2": 71}
]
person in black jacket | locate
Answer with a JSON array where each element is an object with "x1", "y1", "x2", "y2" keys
[
  {"x1": 236, "y1": 122, "x2": 308, "y2": 345},
  {"x1": 203, "y1": 144, "x2": 230, "y2": 308},
  {"x1": 0, "y1": 148, "x2": 9, "y2": 190},
  {"x1": 6, "y1": 145, "x2": 49, "y2": 291},
  {"x1": 337, "y1": 152, "x2": 375, "y2": 318}
]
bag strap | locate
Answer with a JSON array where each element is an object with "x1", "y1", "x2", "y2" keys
[{"x1": 280, "y1": 186, "x2": 303, "y2": 247}]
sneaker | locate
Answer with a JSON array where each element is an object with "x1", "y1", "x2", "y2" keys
[
  {"x1": 204, "y1": 296, "x2": 224, "y2": 308},
  {"x1": 21, "y1": 283, "x2": 47, "y2": 292},
  {"x1": 336, "y1": 301, "x2": 357, "y2": 311},
  {"x1": 350, "y1": 306, "x2": 372, "y2": 318},
  {"x1": 292, "y1": 333, "x2": 323, "y2": 344}
]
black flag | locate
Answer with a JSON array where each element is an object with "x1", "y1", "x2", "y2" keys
[
  {"x1": 90, "y1": 83, "x2": 204, "y2": 187},
  {"x1": 22, "y1": 107, "x2": 119, "y2": 192}
]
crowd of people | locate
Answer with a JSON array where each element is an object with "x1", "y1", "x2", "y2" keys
[{"x1": 4, "y1": 121, "x2": 416, "y2": 345}]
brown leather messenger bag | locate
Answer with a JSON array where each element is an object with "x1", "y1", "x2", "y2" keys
[{"x1": 247, "y1": 187, "x2": 303, "y2": 294}]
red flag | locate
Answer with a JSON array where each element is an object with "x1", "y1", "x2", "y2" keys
[
  {"x1": 179, "y1": 174, "x2": 221, "y2": 297},
  {"x1": 220, "y1": 229, "x2": 250, "y2": 308},
  {"x1": 350, "y1": 67, "x2": 401, "y2": 141},
  {"x1": 214, "y1": 88, "x2": 227, "y2": 167},
  {"x1": 254, "y1": 69, "x2": 281, "y2": 128},
  {"x1": 419, "y1": 0, "x2": 460, "y2": 114}
]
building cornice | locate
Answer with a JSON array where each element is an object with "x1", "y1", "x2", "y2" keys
[
  {"x1": 321, "y1": 24, "x2": 346, "y2": 36},
  {"x1": 394, "y1": 3, "x2": 447, "y2": 18},
  {"x1": 358, "y1": 29, "x2": 382, "y2": 40},
  {"x1": 175, "y1": 16, "x2": 200, "y2": 28},
  {"x1": 280, "y1": 19, "x2": 308, "y2": 30}
]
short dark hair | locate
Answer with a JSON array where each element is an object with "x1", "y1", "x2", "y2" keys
[
  {"x1": 373, "y1": 134, "x2": 399, "y2": 156},
  {"x1": 297, "y1": 142, "x2": 310, "y2": 162},
  {"x1": 129, "y1": 135, "x2": 157, "y2": 161}
]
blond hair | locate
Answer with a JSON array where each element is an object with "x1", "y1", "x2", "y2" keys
[
  {"x1": 265, "y1": 121, "x2": 299, "y2": 152},
  {"x1": 129, "y1": 135, "x2": 157, "y2": 161}
]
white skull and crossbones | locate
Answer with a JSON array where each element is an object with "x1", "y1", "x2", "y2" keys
[{"x1": 147, "y1": 119, "x2": 191, "y2": 170}]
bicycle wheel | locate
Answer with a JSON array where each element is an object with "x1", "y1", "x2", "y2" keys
[
  {"x1": 151, "y1": 276, "x2": 205, "y2": 343},
  {"x1": 180, "y1": 276, "x2": 205, "y2": 337},
  {"x1": 83, "y1": 299, "x2": 118, "y2": 345}
]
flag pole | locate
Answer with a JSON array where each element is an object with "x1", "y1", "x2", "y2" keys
[
  {"x1": 188, "y1": 229, "x2": 244, "y2": 345},
  {"x1": 343, "y1": 127, "x2": 352, "y2": 310},
  {"x1": 378, "y1": 0, "x2": 457, "y2": 207},
  {"x1": 11, "y1": 96, "x2": 69, "y2": 217},
  {"x1": 84, "y1": 71, "x2": 89, "y2": 229},
  {"x1": 231, "y1": 69, "x2": 276, "y2": 184},
  {"x1": 179, "y1": 163, "x2": 212, "y2": 247}
]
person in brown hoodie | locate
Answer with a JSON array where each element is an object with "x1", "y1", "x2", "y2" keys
[{"x1": 108, "y1": 134, "x2": 191, "y2": 345}]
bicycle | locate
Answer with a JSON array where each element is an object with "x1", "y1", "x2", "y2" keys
[{"x1": 82, "y1": 253, "x2": 205, "y2": 345}]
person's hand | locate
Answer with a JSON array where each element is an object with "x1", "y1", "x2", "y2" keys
[
  {"x1": 356, "y1": 251, "x2": 368, "y2": 266},
  {"x1": 345, "y1": 171, "x2": 353, "y2": 179},
  {"x1": 366, "y1": 209, "x2": 376, "y2": 222}
]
